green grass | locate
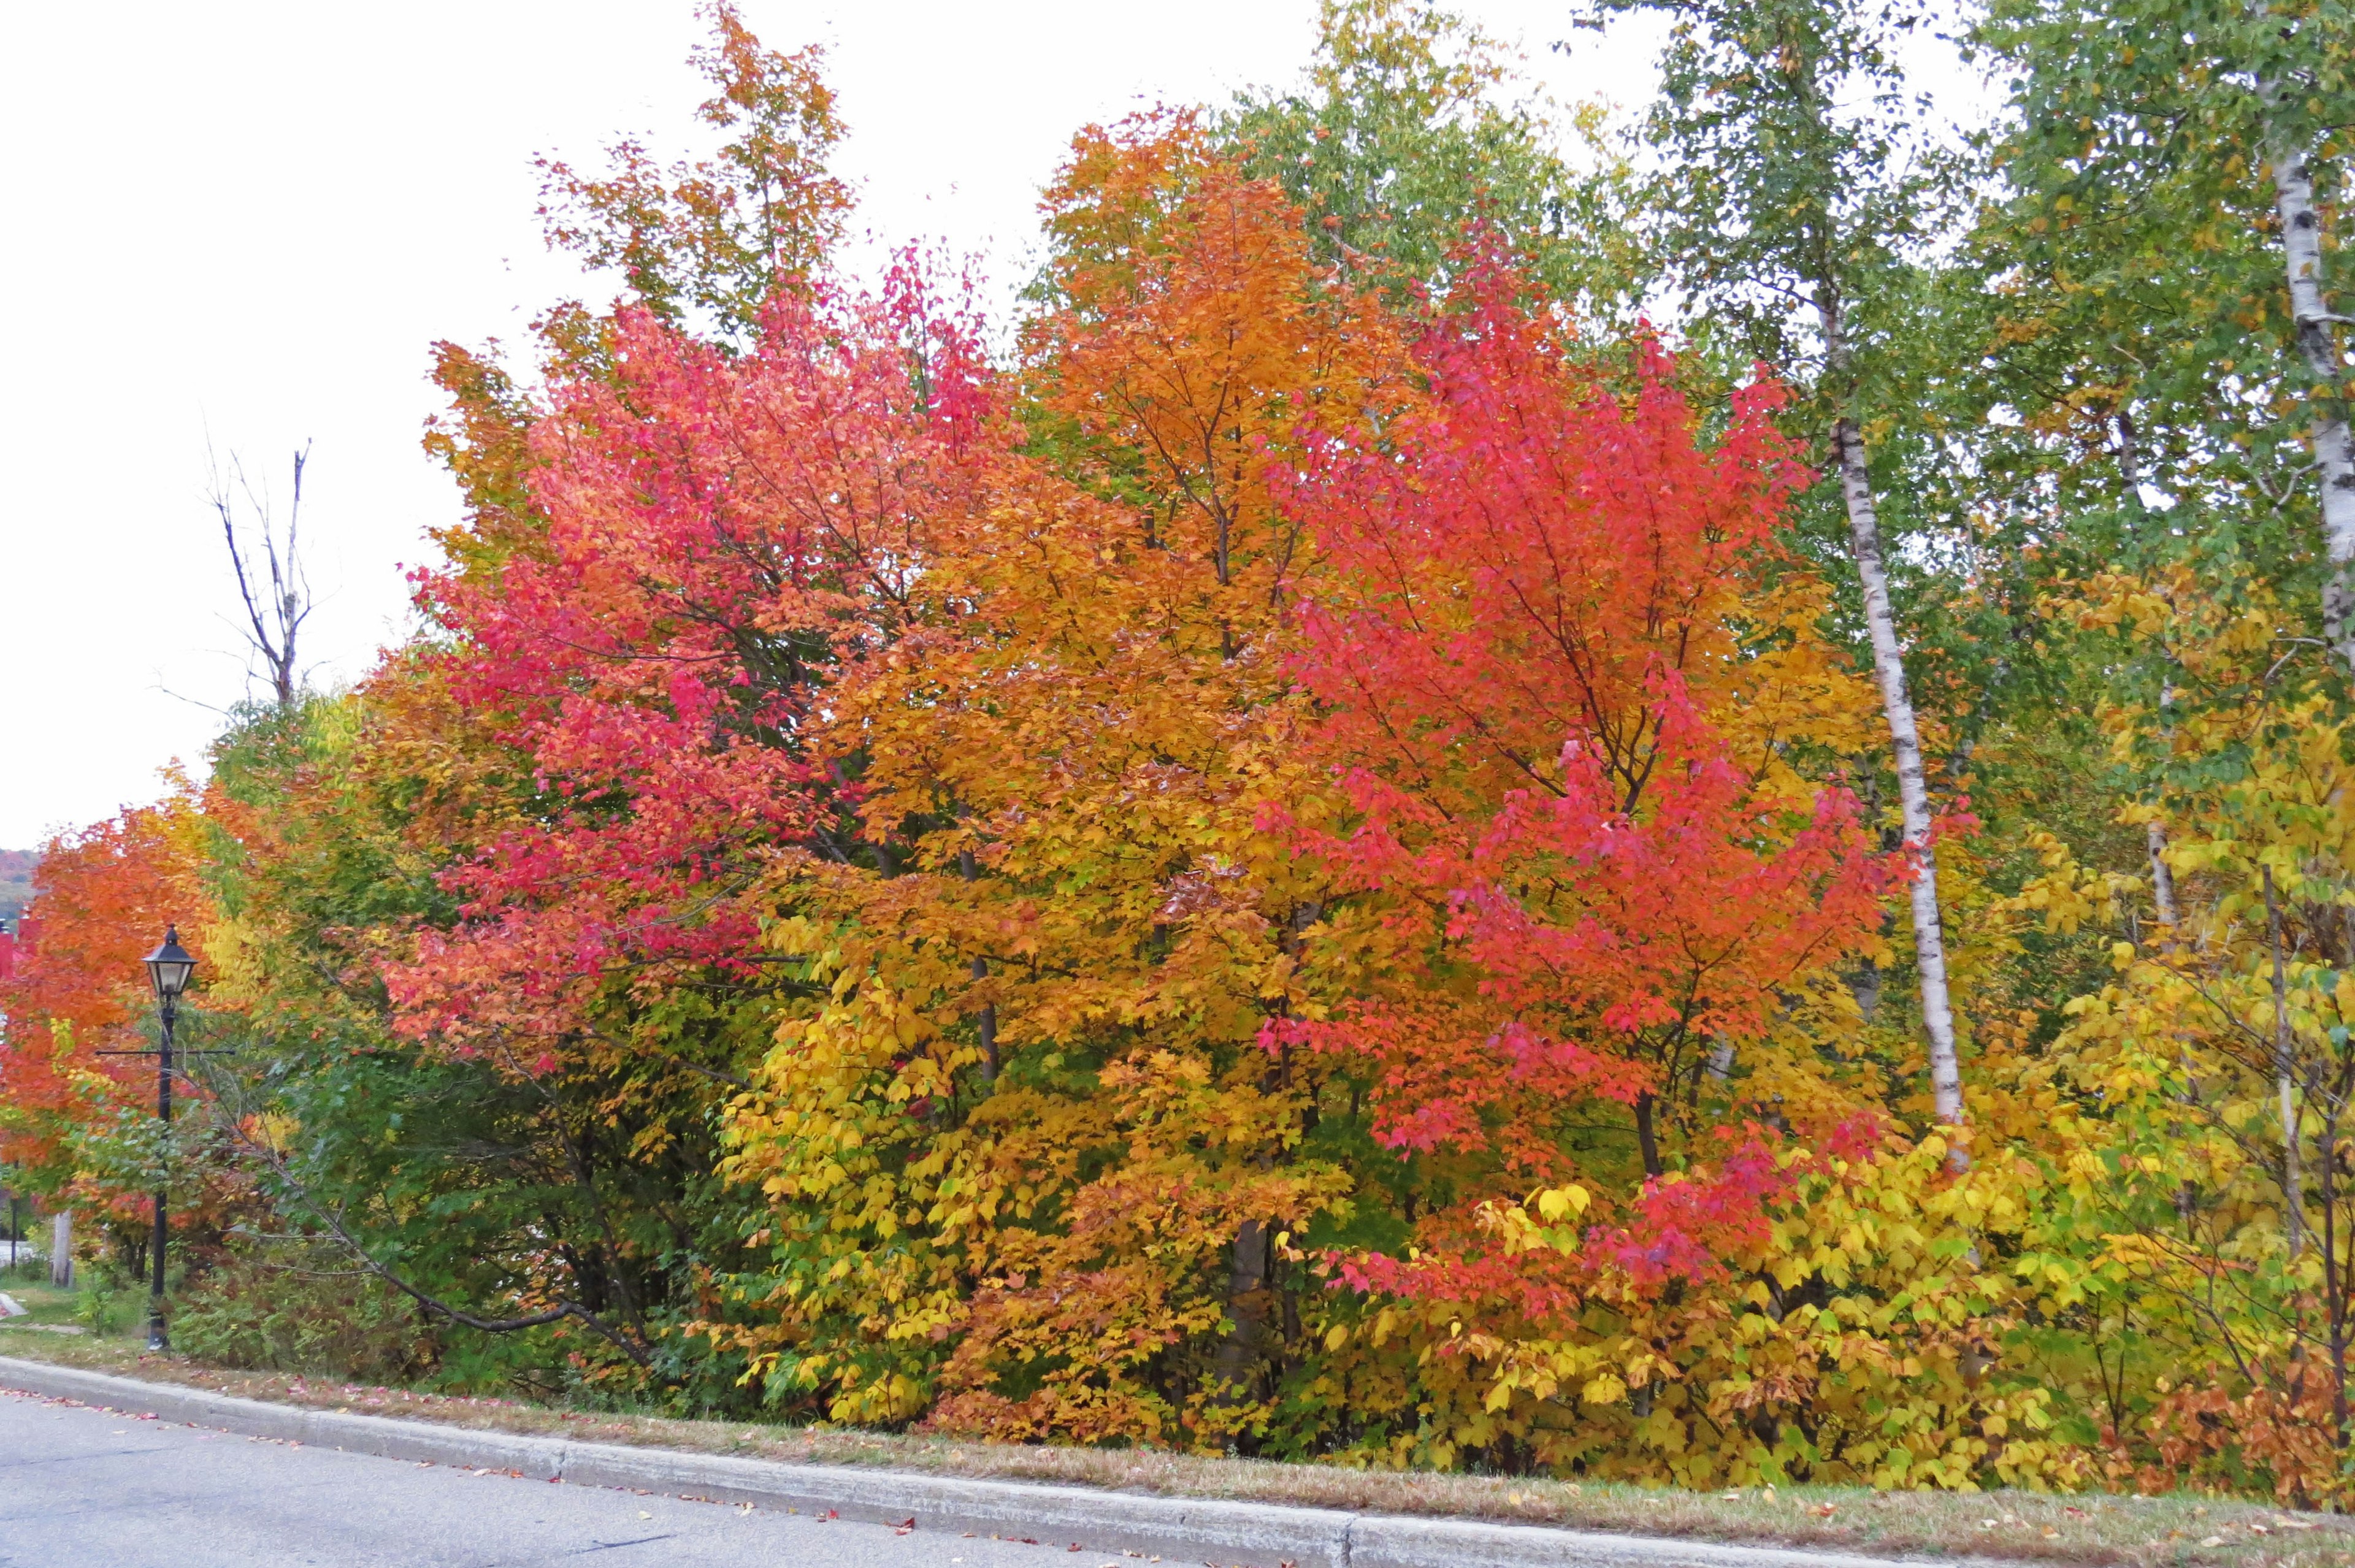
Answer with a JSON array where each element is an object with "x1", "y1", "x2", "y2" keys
[{"x1": 0, "y1": 1273, "x2": 141, "y2": 1339}]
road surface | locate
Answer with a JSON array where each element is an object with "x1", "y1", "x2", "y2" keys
[{"x1": 0, "y1": 1387, "x2": 1101, "y2": 1567}]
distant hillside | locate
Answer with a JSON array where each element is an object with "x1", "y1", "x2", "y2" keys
[{"x1": 0, "y1": 849, "x2": 35, "y2": 924}]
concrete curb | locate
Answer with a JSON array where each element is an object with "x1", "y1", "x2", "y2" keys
[{"x1": 0, "y1": 1356, "x2": 1949, "y2": 1567}]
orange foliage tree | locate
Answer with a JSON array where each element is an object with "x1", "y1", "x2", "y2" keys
[
  {"x1": 711, "y1": 115, "x2": 1412, "y2": 1444},
  {"x1": 0, "y1": 789, "x2": 218, "y2": 1236}
]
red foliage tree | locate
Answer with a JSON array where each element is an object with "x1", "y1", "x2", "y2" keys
[
  {"x1": 391, "y1": 273, "x2": 991, "y2": 1066},
  {"x1": 1269, "y1": 266, "x2": 1891, "y2": 1301}
]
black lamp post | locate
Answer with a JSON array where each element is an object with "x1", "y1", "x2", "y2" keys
[{"x1": 140, "y1": 927, "x2": 195, "y2": 1351}]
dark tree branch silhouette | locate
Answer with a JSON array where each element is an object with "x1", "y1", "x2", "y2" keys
[{"x1": 209, "y1": 442, "x2": 315, "y2": 710}]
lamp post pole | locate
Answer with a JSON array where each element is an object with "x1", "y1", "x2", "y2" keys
[
  {"x1": 122, "y1": 926, "x2": 196, "y2": 1353},
  {"x1": 148, "y1": 982, "x2": 175, "y2": 1350}
]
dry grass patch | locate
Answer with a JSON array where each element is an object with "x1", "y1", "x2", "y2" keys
[{"x1": 0, "y1": 1331, "x2": 2347, "y2": 1566}]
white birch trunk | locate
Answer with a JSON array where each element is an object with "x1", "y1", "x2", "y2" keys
[
  {"x1": 1833, "y1": 416, "x2": 1968, "y2": 1148},
  {"x1": 2265, "y1": 128, "x2": 2355, "y2": 670},
  {"x1": 2147, "y1": 822, "x2": 2180, "y2": 929},
  {"x1": 1706, "y1": 1036, "x2": 1735, "y2": 1084},
  {"x1": 50, "y1": 1210, "x2": 72, "y2": 1289},
  {"x1": 2265, "y1": 866, "x2": 2304, "y2": 1255}
]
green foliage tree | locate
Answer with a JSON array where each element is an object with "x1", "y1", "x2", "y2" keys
[{"x1": 1226, "y1": 0, "x2": 1643, "y2": 317}]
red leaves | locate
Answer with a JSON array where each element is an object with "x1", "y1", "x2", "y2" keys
[
  {"x1": 1581, "y1": 1131, "x2": 1790, "y2": 1288},
  {"x1": 1275, "y1": 265, "x2": 1886, "y2": 1301},
  {"x1": 392, "y1": 272, "x2": 994, "y2": 1057}
]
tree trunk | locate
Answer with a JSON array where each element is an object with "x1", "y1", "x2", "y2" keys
[
  {"x1": 1706, "y1": 1036, "x2": 1735, "y2": 1085},
  {"x1": 2122, "y1": 410, "x2": 2183, "y2": 942},
  {"x1": 2144, "y1": 677, "x2": 2179, "y2": 941},
  {"x1": 1209, "y1": 1218, "x2": 1270, "y2": 1410},
  {"x1": 1831, "y1": 416, "x2": 1967, "y2": 1152},
  {"x1": 50, "y1": 1210, "x2": 72, "y2": 1289},
  {"x1": 2264, "y1": 125, "x2": 2355, "y2": 672},
  {"x1": 2148, "y1": 822, "x2": 2180, "y2": 930},
  {"x1": 2266, "y1": 866, "x2": 2305, "y2": 1256},
  {"x1": 1634, "y1": 1090, "x2": 1664, "y2": 1180}
]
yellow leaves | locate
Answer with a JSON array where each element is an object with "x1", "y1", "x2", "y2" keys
[
  {"x1": 1535, "y1": 1184, "x2": 1591, "y2": 1222},
  {"x1": 1994, "y1": 830, "x2": 2132, "y2": 938},
  {"x1": 240, "y1": 1111, "x2": 300, "y2": 1158},
  {"x1": 1582, "y1": 1372, "x2": 1629, "y2": 1405}
]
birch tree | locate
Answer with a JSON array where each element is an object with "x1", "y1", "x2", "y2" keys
[
  {"x1": 2260, "y1": 13, "x2": 2355, "y2": 673},
  {"x1": 1979, "y1": 0, "x2": 2355, "y2": 677},
  {"x1": 1591, "y1": 0, "x2": 1969, "y2": 1136}
]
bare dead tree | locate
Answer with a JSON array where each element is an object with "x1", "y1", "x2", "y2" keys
[{"x1": 208, "y1": 442, "x2": 315, "y2": 709}]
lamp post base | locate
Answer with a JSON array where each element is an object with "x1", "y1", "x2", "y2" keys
[{"x1": 146, "y1": 1298, "x2": 168, "y2": 1353}]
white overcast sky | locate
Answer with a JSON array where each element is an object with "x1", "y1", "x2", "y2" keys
[{"x1": 0, "y1": 0, "x2": 1672, "y2": 849}]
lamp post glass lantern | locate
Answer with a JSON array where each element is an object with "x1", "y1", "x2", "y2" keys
[
  {"x1": 145, "y1": 928, "x2": 195, "y2": 1001},
  {"x1": 140, "y1": 926, "x2": 194, "y2": 1350}
]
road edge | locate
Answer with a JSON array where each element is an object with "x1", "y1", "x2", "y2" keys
[{"x1": 0, "y1": 1355, "x2": 1961, "y2": 1568}]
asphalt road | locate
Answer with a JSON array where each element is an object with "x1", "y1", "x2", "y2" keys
[{"x1": 0, "y1": 1388, "x2": 1105, "y2": 1568}]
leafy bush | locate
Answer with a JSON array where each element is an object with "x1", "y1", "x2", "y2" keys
[
  {"x1": 172, "y1": 1241, "x2": 434, "y2": 1382},
  {"x1": 74, "y1": 1281, "x2": 124, "y2": 1337}
]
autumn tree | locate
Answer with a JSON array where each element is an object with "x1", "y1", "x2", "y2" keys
[
  {"x1": 42, "y1": 0, "x2": 2355, "y2": 1493},
  {"x1": 0, "y1": 792, "x2": 223, "y2": 1266},
  {"x1": 714, "y1": 117, "x2": 1410, "y2": 1445},
  {"x1": 535, "y1": 0, "x2": 849, "y2": 345},
  {"x1": 150, "y1": 0, "x2": 895, "y2": 1394}
]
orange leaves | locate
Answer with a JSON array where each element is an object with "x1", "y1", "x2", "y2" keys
[
  {"x1": 1033, "y1": 110, "x2": 1407, "y2": 609},
  {"x1": 0, "y1": 789, "x2": 211, "y2": 1174},
  {"x1": 699, "y1": 122, "x2": 1921, "y2": 1460},
  {"x1": 711, "y1": 125, "x2": 1403, "y2": 1442},
  {"x1": 2135, "y1": 1376, "x2": 2346, "y2": 1505}
]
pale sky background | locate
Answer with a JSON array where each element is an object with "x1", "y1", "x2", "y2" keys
[{"x1": 0, "y1": 0, "x2": 1674, "y2": 849}]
